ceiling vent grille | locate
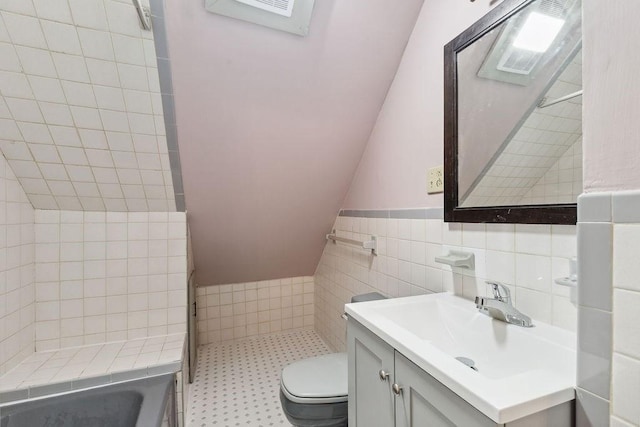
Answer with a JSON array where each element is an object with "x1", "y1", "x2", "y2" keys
[
  {"x1": 205, "y1": 0, "x2": 314, "y2": 36},
  {"x1": 234, "y1": 0, "x2": 295, "y2": 17}
]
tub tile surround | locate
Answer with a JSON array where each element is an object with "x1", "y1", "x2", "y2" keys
[
  {"x1": 34, "y1": 210, "x2": 188, "y2": 351},
  {"x1": 0, "y1": 333, "x2": 185, "y2": 402},
  {"x1": 0, "y1": 151, "x2": 35, "y2": 377},
  {"x1": 196, "y1": 276, "x2": 315, "y2": 345},
  {"x1": 314, "y1": 209, "x2": 577, "y2": 352},
  {"x1": 0, "y1": 0, "x2": 181, "y2": 212}
]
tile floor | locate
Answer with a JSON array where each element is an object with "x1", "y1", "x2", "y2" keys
[{"x1": 187, "y1": 330, "x2": 331, "y2": 427}]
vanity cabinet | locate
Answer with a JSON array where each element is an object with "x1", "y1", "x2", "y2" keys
[{"x1": 347, "y1": 319, "x2": 573, "y2": 427}]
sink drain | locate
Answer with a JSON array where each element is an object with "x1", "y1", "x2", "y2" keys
[{"x1": 455, "y1": 357, "x2": 478, "y2": 371}]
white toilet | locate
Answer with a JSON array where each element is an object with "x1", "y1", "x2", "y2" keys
[{"x1": 279, "y1": 293, "x2": 386, "y2": 427}]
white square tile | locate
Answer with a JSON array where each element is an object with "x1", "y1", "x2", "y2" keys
[
  {"x1": 123, "y1": 90, "x2": 152, "y2": 114},
  {"x1": 49, "y1": 125, "x2": 82, "y2": 146},
  {"x1": 0, "y1": 42, "x2": 22, "y2": 72},
  {"x1": 1, "y1": 0, "x2": 36, "y2": 16},
  {"x1": 1, "y1": 140, "x2": 32, "y2": 160},
  {"x1": 105, "y1": 0, "x2": 141, "y2": 37},
  {"x1": 18, "y1": 122, "x2": 53, "y2": 144},
  {"x1": 0, "y1": 71, "x2": 34, "y2": 98},
  {"x1": 28, "y1": 75, "x2": 65, "y2": 103},
  {"x1": 39, "y1": 163, "x2": 69, "y2": 180},
  {"x1": 117, "y1": 63, "x2": 149, "y2": 91},
  {"x1": 68, "y1": 0, "x2": 109, "y2": 31},
  {"x1": 61, "y1": 81, "x2": 97, "y2": 108},
  {"x1": 69, "y1": 106, "x2": 103, "y2": 130},
  {"x1": 611, "y1": 353, "x2": 640, "y2": 424},
  {"x1": 514, "y1": 287, "x2": 552, "y2": 324},
  {"x1": 613, "y1": 289, "x2": 640, "y2": 359},
  {"x1": 93, "y1": 167, "x2": 119, "y2": 183},
  {"x1": 100, "y1": 110, "x2": 129, "y2": 132},
  {"x1": 65, "y1": 165, "x2": 95, "y2": 182},
  {"x1": 515, "y1": 253, "x2": 551, "y2": 292},
  {"x1": 515, "y1": 224, "x2": 552, "y2": 255},
  {"x1": 85, "y1": 149, "x2": 114, "y2": 168},
  {"x1": 49, "y1": 180, "x2": 76, "y2": 197},
  {"x1": 93, "y1": 86, "x2": 126, "y2": 111},
  {"x1": 132, "y1": 134, "x2": 158, "y2": 153},
  {"x1": 28, "y1": 144, "x2": 61, "y2": 163},
  {"x1": 51, "y1": 53, "x2": 90, "y2": 83},
  {"x1": 486, "y1": 224, "x2": 515, "y2": 252},
  {"x1": 79, "y1": 194, "x2": 104, "y2": 211},
  {"x1": 128, "y1": 113, "x2": 154, "y2": 135},
  {"x1": 112, "y1": 151, "x2": 137, "y2": 169},
  {"x1": 613, "y1": 224, "x2": 640, "y2": 292},
  {"x1": 39, "y1": 102, "x2": 74, "y2": 126},
  {"x1": 146, "y1": 67, "x2": 160, "y2": 93},
  {"x1": 1, "y1": 12, "x2": 47, "y2": 49},
  {"x1": 103, "y1": 132, "x2": 134, "y2": 152},
  {"x1": 86, "y1": 58, "x2": 120, "y2": 87},
  {"x1": 486, "y1": 250, "x2": 516, "y2": 284},
  {"x1": 5, "y1": 98, "x2": 43, "y2": 122},
  {"x1": 40, "y1": 20, "x2": 82, "y2": 55},
  {"x1": 111, "y1": 34, "x2": 145, "y2": 66},
  {"x1": 58, "y1": 146, "x2": 89, "y2": 166},
  {"x1": 77, "y1": 129, "x2": 107, "y2": 149},
  {"x1": 143, "y1": 40, "x2": 157, "y2": 68},
  {"x1": 136, "y1": 153, "x2": 160, "y2": 170},
  {"x1": 74, "y1": 181, "x2": 100, "y2": 197},
  {"x1": 9, "y1": 160, "x2": 42, "y2": 178},
  {"x1": 116, "y1": 168, "x2": 141, "y2": 184},
  {"x1": 33, "y1": 0, "x2": 73, "y2": 24},
  {"x1": 0, "y1": 118, "x2": 23, "y2": 139},
  {"x1": 77, "y1": 28, "x2": 114, "y2": 61}
]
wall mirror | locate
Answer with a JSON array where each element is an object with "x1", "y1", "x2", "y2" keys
[{"x1": 444, "y1": 0, "x2": 582, "y2": 224}]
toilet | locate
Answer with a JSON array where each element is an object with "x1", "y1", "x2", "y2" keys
[{"x1": 279, "y1": 292, "x2": 386, "y2": 427}]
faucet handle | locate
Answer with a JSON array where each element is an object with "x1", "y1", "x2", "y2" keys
[{"x1": 485, "y1": 281, "x2": 512, "y2": 304}]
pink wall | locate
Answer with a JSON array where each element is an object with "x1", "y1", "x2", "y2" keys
[
  {"x1": 343, "y1": 0, "x2": 504, "y2": 209},
  {"x1": 164, "y1": 0, "x2": 423, "y2": 285},
  {"x1": 583, "y1": 0, "x2": 640, "y2": 192}
]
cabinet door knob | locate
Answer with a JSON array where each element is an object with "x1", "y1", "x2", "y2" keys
[
  {"x1": 392, "y1": 383, "x2": 402, "y2": 395},
  {"x1": 378, "y1": 369, "x2": 390, "y2": 381}
]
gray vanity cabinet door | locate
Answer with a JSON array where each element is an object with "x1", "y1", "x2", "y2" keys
[
  {"x1": 394, "y1": 352, "x2": 498, "y2": 427},
  {"x1": 348, "y1": 319, "x2": 395, "y2": 427}
]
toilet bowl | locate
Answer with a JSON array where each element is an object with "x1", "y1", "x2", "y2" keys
[
  {"x1": 279, "y1": 292, "x2": 386, "y2": 427},
  {"x1": 280, "y1": 352, "x2": 348, "y2": 427}
]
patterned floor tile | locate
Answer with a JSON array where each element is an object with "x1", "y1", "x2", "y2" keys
[{"x1": 187, "y1": 330, "x2": 330, "y2": 427}]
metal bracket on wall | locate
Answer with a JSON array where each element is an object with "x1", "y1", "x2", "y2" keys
[{"x1": 132, "y1": 0, "x2": 152, "y2": 31}]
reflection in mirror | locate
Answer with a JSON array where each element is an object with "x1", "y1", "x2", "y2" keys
[{"x1": 456, "y1": 0, "x2": 582, "y2": 209}]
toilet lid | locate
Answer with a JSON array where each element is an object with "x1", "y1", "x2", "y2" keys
[{"x1": 281, "y1": 353, "x2": 348, "y2": 404}]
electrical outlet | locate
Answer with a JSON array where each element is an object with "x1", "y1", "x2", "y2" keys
[{"x1": 428, "y1": 165, "x2": 444, "y2": 194}]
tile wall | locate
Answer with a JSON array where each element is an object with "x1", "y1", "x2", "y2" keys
[
  {"x1": 612, "y1": 219, "x2": 640, "y2": 427},
  {"x1": 520, "y1": 137, "x2": 582, "y2": 205},
  {"x1": 314, "y1": 210, "x2": 577, "y2": 351},
  {"x1": 195, "y1": 276, "x2": 315, "y2": 345},
  {"x1": 577, "y1": 191, "x2": 640, "y2": 427},
  {"x1": 0, "y1": 153, "x2": 35, "y2": 376},
  {"x1": 34, "y1": 210, "x2": 187, "y2": 351},
  {"x1": 0, "y1": 0, "x2": 178, "y2": 211}
]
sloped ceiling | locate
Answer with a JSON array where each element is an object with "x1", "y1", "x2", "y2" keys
[{"x1": 165, "y1": 0, "x2": 424, "y2": 285}]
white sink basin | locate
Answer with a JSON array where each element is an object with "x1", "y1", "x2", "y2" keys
[{"x1": 345, "y1": 292, "x2": 576, "y2": 423}]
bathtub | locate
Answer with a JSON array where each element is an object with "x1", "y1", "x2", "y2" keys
[{"x1": 0, "y1": 373, "x2": 175, "y2": 427}]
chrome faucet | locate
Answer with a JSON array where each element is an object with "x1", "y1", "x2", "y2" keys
[{"x1": 475, "y1": 281, "x2": 533, "y2": 327}]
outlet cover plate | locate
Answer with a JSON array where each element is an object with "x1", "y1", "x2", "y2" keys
[{"x1": 428, "y1": 165, "x2": 444, "y2": 194}]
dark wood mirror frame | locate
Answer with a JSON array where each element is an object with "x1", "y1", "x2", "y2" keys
[{"x1": 443, "y1": 0, "x2": 577, "y2": 225}]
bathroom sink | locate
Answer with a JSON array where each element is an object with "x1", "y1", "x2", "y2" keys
[{"x1": 345, "y1": 292, "x2": 576, "y2": 423}]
